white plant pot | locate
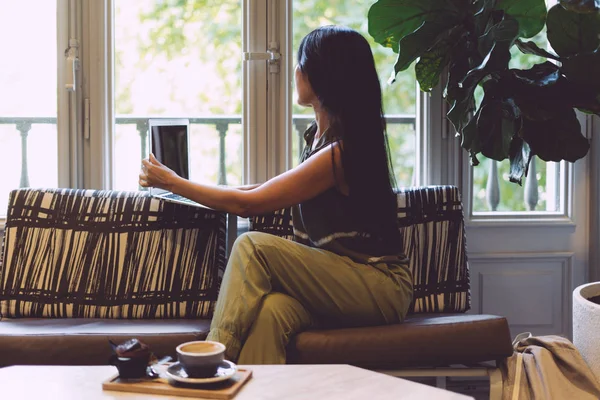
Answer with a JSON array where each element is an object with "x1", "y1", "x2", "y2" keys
[{"x1": 573, "y1": 282, "x2": 600, "y2": 382}]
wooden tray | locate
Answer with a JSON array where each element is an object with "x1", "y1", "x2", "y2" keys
[{"x1": 102, "y1": 367, "x2": 253, "y2": 399}]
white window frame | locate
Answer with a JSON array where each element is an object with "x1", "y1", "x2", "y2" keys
[
  {"x1": 82, "y1": 0, "x2": 276, "y2": 189},
  {"x1": 0, "y1": 0, "x2": 76, "y2": 229},
  {"x1": 60, "y1": 0, "x2": 81, "y2": 189},
  {"x1": 273, "y1": 0, "x2": 293, "y2": 176},
  {"x1": 81, "y1": 0, "x2": 113, "y2": 189},
  {"x1": 277, "y1": 1, "x2": 430, "y2": 185},
  {"x1": 421, "y1": 84, "x2": 461, "y2": 187},
  {"x1": 75, "y1": 0, "x2": 436, "y2": 200},
  {"x1": 458, "y1": 0, "x2": 578, "y2": 227},
  {"x1": 460, "y1": 138, "x2": 576, "y2": 227},
  {"x1": 244, "y1": 0, "x2": 271, "y2": 184}
]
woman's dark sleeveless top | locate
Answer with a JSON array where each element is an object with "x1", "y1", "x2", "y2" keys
[{"x1": 291, "y1": 122, "x2": 409, "y2": 266}]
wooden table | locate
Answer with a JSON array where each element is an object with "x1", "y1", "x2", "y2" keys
[{"x1": 0, "y1": 364, "x2": 473, "y2": 399}]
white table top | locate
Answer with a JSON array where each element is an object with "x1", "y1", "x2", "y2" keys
[{"x1": 0, "y1": 364, "x2": 473, "y2": 400}]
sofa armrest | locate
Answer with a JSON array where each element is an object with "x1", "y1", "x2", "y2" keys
[
  {"x1": 0, "y1": 188, "x2": 226, "y2": 319},
  {"x1": 396, "y1": 186, "x2": 470, "y2": 314}
]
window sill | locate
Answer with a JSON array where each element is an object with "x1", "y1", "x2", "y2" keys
[{"x1": 466, "y1": 216, "x2": 575, "y2": 228}]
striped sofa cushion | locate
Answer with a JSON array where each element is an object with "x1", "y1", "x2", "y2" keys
[
  {"x1": 249, "y1": 207, "x2": 295, "y2": 241},
  {"x1": 0, "y1": 188, "x2": 226, "y2": 319},
  {"x1": 249, "y1": 185, "x2": 470, "y2": 314},
  {"x1": 396, "y1": 186, "x2": 470, "y2": 313}
]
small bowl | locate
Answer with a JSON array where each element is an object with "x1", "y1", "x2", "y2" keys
[
  {"x1": 176, "y1": 340, "x2": 226, "y2": 378},
  {"x1": 110, "y1": 354, "x2": 151, "y2": 379}
]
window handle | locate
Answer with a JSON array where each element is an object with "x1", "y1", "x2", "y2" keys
[
  {"x1": 243, "y1": 44, "x2": 281, "y2": 73},
  {"x1": 65, "y1": 39, "x2": 79, "y2": 92}
]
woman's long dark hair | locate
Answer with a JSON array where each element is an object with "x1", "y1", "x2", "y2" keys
[{"x1": 297, "y1": 25, "x2": 398, "y2": 241}]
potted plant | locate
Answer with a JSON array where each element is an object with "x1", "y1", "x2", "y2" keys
[
  {"x1": 367, "y1": 0, "x2": 600, "y2": 184},
  {"x1": 573, "y1": 282, "x2": 600, "y2": 381}
]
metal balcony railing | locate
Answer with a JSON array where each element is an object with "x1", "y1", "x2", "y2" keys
[{"x1": 0, "y1": 114, "x2": 551, "y2": 211}]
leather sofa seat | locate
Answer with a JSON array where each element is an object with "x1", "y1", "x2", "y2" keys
[
  {"x1": 288, "y1": 314, "x2": 513, "y2": 369},
  {"x1": 0, "y1": 314, "x2": 512, "y2": 369},
  {"x1": 0, "y1": 318, "x2": 211, "y2": 366}
]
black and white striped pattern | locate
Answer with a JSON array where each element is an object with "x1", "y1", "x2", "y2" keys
[
  {"x1": 249, "y1": 208, "x2": 295, "y2": 241},
  {"x1": 0, "y1": 189, "x2": 226, "y2": 319},
  {"x1": 249, "y1": 185, "x2": 470, "y2": 314},
  {"x1": 397, "y1": 186, "x2": 470, "y2": 313}
]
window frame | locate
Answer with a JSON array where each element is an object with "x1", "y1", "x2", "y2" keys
[
  {"x1": 280, "y1": 1, "x2": 428, "y2": 186},
  {"x1": 0, "y1": 0, "x2": 75, "y2": 228},
  {"x1": 461, "y1": 159, "x2": 575, "y2": 227},
  {"x1": 458, "y1": 0, "x2": 577, "y2": 225},
  {"x1": 82, "y1": 0, "x2": 275, "y2": 189},
  {"x1": 589, "y1": 115, "x2": 600, "y2": 281},
  {"x1": 80, "y1": 0, "x2": 440, "y2": 199}
]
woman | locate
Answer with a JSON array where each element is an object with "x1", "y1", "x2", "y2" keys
[{"x1": 140, "y1": 25, "x2": 413, "y2": 364}]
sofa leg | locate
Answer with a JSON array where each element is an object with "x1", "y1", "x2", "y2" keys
[
  {"x1": 379, "y1": 367, "x2": 502, "y2": 398},
  {"x1": 435, "y1": 376, "x2": 447, "y2": 389},
  {"x1": 488, "y1": 368, "x2": 502, "y2": 400}
]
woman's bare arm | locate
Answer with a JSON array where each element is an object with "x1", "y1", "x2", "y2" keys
[
  {"x1": 232, "y1": 183, "x2": 263, "y2": 191},
  {"x1": 140, "y1": 144, "x2": 344, "y2": 218}
]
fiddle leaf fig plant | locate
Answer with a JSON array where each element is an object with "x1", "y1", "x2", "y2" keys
[{"x1": 368, "y1": 0, "x2": 600, "y2": 184}]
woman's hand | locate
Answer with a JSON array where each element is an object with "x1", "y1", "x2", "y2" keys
[{"x1": 139, "y1": 154, "x2": 179, "y2": 191}]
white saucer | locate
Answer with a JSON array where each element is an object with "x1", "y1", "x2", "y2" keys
[{"x1": 165, "y1": 360, "x2": 237, "y2": 384}]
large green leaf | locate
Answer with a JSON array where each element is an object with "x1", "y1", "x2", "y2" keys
[
  {"x1": 414, "y1": 26, "x2": 466, "y2": 91},
  {"x1": 393, "y1": 20, "x2": 456, "y2": 74},
  {"x1": 415, "y1": 45, "x2": 450, "y2": 92},
  {"x1": 444, "y1": 35, "x2": 473, "y2": 103},
  {"x1": 461, "y1": 109, "x2": 479, "y2": 153},
  {"x1": 368, "y1": 0, "x2": 461, "y2": 53},
  {"x1": 461, "y1": 81, "x2": 523, "y2": 166},
  {"x1": 447, "y1": 37, "x2": 510, "y2": 134},
  {"x1": 497, "y1": 0, "x2": 547, "y2": 38},
  {"x1": 449, "y1": 28, "x2": 516, "y2": 135},
  {"x1": 565, "y1": 79, "x2": 600, "y2": 114},
  {"x1": 477, "y1": 97, "x2": 519, "y2": 161},
  {"x1": 447, "y1": 51, "x2": 489, "y2": 134},
  {"x1": 508, "y1": 136, "x2": 532, "y2": 184},
  {"x1": 474, "y1": 0, "x2": 499, "y2": 37},
  {"x1": 547, "y1": 4, "x2": 600, "y2": 56},
  {"x1": 478, "y1": 11, "x2": 520, "y2": 58},
  {"x1": 461, "y1": 111, "x2": 482, "y2": 166},
  {"x1": 559, "y1": 0, "x2": 600, "y2": 13},
  {"x1": 515, "y1": 40, "x2": 561, "y2": 60},
  {"x1": 513, "y1": 61, "x2": 560, "y2": 87},
  {"x1": 461, "y1": 45, "x2": 496, "y2": 93},
  {"x1": 561, "y1": 50, "x2": 600, "y2": 89},
  {"x1": 522, "y1": 109, "x2": 590, "y2": 162},
  {"x1": 511, "y1": 68, "x2": 572, "y2": 121},
  {"x1": 448, "y1": 95, "x2": 477, "y2": 135}
]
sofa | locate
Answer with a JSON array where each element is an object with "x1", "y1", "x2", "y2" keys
[{"x1": 0, "y1": 186, "x2": 512, "y2": 373}]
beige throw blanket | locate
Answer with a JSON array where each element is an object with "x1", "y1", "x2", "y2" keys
[{"x1": 499, "y1": 333, "x2": 600, "y2": 400}]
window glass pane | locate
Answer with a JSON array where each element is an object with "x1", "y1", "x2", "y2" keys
[
  {"x1": 292, "y1": 1, "x2": 417, "y2": 188},
  {"x1": 113, "y1": 1, "x2": 242, "y2": 191},
  {"x1": 0, "y1": 1, "x2": 58, "y2": 217},
  {"x1": 471, "y1": 24, "x2": 563, "y2": 214},
  {"x1": 472, "y1": 157, "x2": 561, "y2": 213}
]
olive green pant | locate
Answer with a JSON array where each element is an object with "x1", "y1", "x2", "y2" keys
[{"x1": 206, "y1": 231, "x2": 413, "y2": 364}]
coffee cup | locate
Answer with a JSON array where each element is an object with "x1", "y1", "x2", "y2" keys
[{"x1": 176, "y1": 340, "x2": 226, "y2": 378}]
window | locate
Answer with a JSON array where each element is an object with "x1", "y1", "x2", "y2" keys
[
  {"x1": 113, "y1": 0, "x2": 243, "y2": 190},
  {"x1": 291, "y1": 1, "x2": 417, "y2": 187},
  {"x1": 108, "y1": 1, "x2": 420, "y2": 191},
  {"x1": 468, "y1": 0, "x2": 567, "y2": 217},
  {"x1": 0, "y1": 0, "x2": 72, "y2": 219},
  {"x1": 0, "y1": 1, "x2": 429, "y2": 224}
]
